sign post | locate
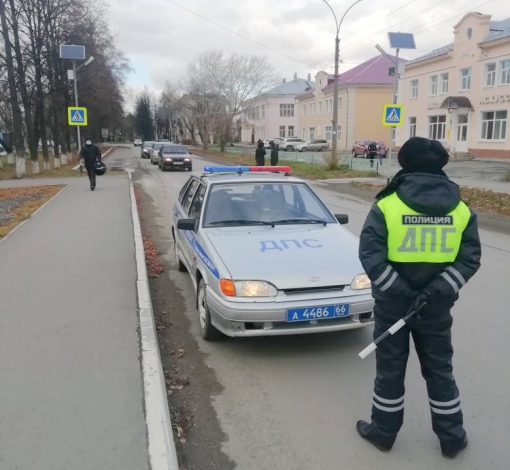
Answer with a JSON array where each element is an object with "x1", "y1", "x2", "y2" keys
[{"x1": 60, "y1": 45, "x2": 94, "y2": 154}]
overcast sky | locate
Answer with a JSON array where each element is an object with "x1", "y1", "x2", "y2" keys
[{"x1": 107, "y1": 0, "x2": 510, "y2": 108}]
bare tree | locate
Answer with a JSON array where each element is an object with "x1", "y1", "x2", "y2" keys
[
  {"x1": 183, "y1": 49, "x2": 277, "y2": 151},
  {"x1": 0, "y1": 0, "x2": 26, "y2": 176}
]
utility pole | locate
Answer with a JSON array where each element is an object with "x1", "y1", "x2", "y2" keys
[
  {"x1": 322, "y1": 0, "x2": 363, "y2": 169},
  {"x1": 72, "y1": 60, "x2": 81, "y2": 152}
]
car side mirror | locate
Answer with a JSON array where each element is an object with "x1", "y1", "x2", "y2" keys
[
  {"x1": 335, "y1": 214, "x2": 349, "y2": 225},
  {"x1": 177, "y1": 218, "x2": 197, "y2": 231}
]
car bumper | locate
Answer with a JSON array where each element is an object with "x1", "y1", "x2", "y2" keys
[
  {"x1": 206, "y1": 288, "x2": 374, "y2": 337},
  {"x1": 161, "y1": 161, "x2": 192, "y2": 170}
]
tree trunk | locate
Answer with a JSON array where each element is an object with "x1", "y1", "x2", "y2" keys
[
  {"x1": 0, "y1": 0, "x2": 26, "y2": 177},
  {"x1": 8, "y1": 0, "x2": 36, "y2": 162}
]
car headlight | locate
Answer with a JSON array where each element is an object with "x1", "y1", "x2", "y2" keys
[
  {"x1": 164, "y1": 157, "x2": 172, "y2": 161},
  {"x1": 351, "y1": 273, "x2": 371, "y2": 290},
  {"x1": 219, "y1": 279, "x2": 278, "y2": 297},
  {"x1": 184, "y1": 158, "x2": 190, "y2": 161}
]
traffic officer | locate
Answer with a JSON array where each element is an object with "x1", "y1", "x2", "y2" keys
[
  {"x1": 79, "y1": 137, "x2": 102, "y2": 191},
  {"x1": 356, "y1": 137, "x2": 481, "y2": 458}
]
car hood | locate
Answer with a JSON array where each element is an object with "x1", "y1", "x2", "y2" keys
[{"x1": 205, "y1": 225, "x2": 363, "y2": 289}]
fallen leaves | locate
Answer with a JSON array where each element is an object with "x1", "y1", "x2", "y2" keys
[
  {"x1": 0, "y1": 185, "x2": 65, "y2": 238},
  {"x1": 134, "y1": 187, "x2": 165, "y2": 278}
]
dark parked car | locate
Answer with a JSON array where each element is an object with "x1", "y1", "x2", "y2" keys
[{"x1": 159, "y1": 145, "x2": 193, "y2": 171}]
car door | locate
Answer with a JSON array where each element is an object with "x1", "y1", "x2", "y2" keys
[
  {"x1": 175, "y1": 178, "x2": 200, "y2": 266},
  {"x1": 185, "y1": 184, "x2": 207, "y2": 273}
]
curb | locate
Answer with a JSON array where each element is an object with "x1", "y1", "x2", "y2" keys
[{"x1": 127, "y1": 171, "x2": 179, "y2": 470}]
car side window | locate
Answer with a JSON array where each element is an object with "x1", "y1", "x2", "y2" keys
[
  {"x1": 188, "y1": 184, "x2": 206, "y2": 220},
  {"x1": 178, "y1": 177, "x2": 193, "y2": 204},
  {"x1": 181, "y1": 179, "x2": 200, "y2": 214}
]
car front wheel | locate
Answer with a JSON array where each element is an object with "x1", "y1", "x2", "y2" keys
[
  {"x1": 286, "y1": 145, "x2": 293, "y2": 151},
  {"x1": 197, "y1": 279, "x2": 222, "y2": 341},
  {"x1": 301, "y1": 147, "x2": 307, "y2": 152}
]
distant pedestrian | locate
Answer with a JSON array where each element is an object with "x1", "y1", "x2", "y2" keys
[
  {"x1": 270, "y1": 141, "x2": 279, "y2": 166},
  {"x1": 255, "y1": 141, "x2": 266, "y2": 166},
  {"x1": 257, "y1": 138, "x2": 263, "y2": 147},
  {"x1": 80, "y1": 137, "x2": 102, "y2": 191},
  {"x1": 368, "y1": 140, "x2": 378, "y2": 169}
]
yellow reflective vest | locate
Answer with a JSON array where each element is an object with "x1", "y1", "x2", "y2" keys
[{"x1": 377, "y1": 193, "x2": 471, "y2": 263}]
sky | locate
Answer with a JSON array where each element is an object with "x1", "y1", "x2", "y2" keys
[{"x1": 107, "y1": 0, "x2": 510, "y2": 110}]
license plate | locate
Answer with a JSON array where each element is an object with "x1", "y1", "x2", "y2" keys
[
  {"x1": 286, "y1": 304, "x2": 349, "y2": 322},
  {"x1": 173, "y1": 162, "x2": 183, "y2": 165}
]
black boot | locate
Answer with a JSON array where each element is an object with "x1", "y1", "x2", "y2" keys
[
  {"x1": 441, "y1": 436, "x2": 468, "y2": 459},
  {"x1": 356, "y1": 420, "x2": 395, "y2": 452}
]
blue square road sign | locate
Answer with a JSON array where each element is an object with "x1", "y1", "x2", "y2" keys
[{"x1": 382, "y1": 104, "x2": 404, "y2": 127}]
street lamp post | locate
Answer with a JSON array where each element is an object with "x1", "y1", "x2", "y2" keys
[{"x1": 322, "y1": 0, "x2": 363, "y2": 169}]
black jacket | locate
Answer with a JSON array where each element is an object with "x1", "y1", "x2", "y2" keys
[
  {"x1": 359, "y1": 170, "x2": 481, "y2": 303},
  {"x1": 255, "y1": 147, "x2": 266, "y2": 160},
  {"x1": 80, "y1": 144, "x2": 102, "y2": 167}
]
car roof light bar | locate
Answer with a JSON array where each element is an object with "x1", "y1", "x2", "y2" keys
[{"x1": 203, "y1": 166, "x2": 291, "y2": 174}]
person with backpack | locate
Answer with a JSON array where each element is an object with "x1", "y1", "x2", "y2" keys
[
  {"x1": 367, "y1": 140, "x2": 378, "y2": 168},
  {"x1": 255, "y1": 141, "x2": 266, "y2": 166}
]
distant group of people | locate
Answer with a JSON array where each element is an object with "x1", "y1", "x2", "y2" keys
[{"x1": 255, "y1": 139, "x2": 279, "y2": 166}]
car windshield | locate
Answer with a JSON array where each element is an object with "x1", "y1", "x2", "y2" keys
[
  {"x1": 162, "y1": 146, "x2": 187, "y2": 154},
  {"x1": 153, "y1": 143, "x2": 164, "y2": 150},
  {"x1": 144, "y1": 141, "x2": 155, "y2": 147},
  {"x1": 362, "y1": 140, "x2": 372, "y2": 145},
  {"x1": 202, "y1": 182, "x2": 336, "y2": 227}
]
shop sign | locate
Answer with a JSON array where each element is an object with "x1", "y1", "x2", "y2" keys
[{"x1": 480, "y1": 94, "x2": 510, "y2": 104}]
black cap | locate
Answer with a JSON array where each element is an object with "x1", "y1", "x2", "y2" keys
[{"x1": 398, "y1": 137, "x2": 449, "y2": 172}]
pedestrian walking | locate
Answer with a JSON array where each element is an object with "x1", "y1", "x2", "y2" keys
[
  {"x1": 80, "y1": 137, "x2": 102, "y2": 191},
  {"x1": 367, "y1": 140, "x2": 378, "y2": 169},
  {"x1": 255, "y1": 141, "x2": 266, "y2": 166},
  {"x1": 270, "y1": 141, "x2": 279, "y2": 166},
  {"x1": 356, "y1": 136, "x2": 481, "y2": 458}
]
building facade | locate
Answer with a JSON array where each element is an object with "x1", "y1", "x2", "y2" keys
[
  {"x1": 240, "y1": 74, "x2": 315, "y2": 143},
  {"x1": 397, "y1": 12, "x2": 510, "y2": 159},
  {"x1": 296, "y1": 56, "x2": 403, "y2": 151}
]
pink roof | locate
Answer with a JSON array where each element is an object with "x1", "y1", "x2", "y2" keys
[{"x1": 297, "y1": 55, "x2": 407, "y2": 99}]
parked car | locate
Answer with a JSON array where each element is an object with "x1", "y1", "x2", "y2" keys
[
  {"x1": 294, "y1": 139, "x2": 329, "y2": 152},
  {"x1": 141, "y1": 141, "x2": 155, "y2": 158},
  {"x1": 159, "y1": 145, "x2": 193, "y2": 171},
  {"x1": 263, "y1": 138, "x2": 283, "y2": 149},
  {"x1": 352, "y1": 140, "x2": 387, "y2": 158},
  {"x1": 172, "y1": 165, "x2": 374, "y2": 340},
  {"x1": 134, "y1": 138, "x2": 142, "y2": 147},
  {"x1": 279, "y1": 137, "x2": 305, "y2": 151},
  {"x1": 150, "y1": 142, "x2": 166, "y2": 164}
]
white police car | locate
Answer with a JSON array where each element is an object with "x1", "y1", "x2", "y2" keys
[{"x1": 172, "y1": 165, "x2": 374, "y2": 340}]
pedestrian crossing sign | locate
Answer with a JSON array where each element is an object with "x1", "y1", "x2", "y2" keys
[
  {"x1": 382, "y1": 104, "x2": 403, "y2": 127},
  {"x1": 68, "y1": 107, "x2": 88, "y2": 126}
]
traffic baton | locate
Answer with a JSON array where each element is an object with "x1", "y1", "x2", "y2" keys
[{"x1": 358, "y1": 302, "x2": 428, "y2": 360}]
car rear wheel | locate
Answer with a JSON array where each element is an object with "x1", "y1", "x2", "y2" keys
[
  {"x1": 197, "y1": 279, "x2": 222, "y2": 341},
  {"x1": 301, "y1": 147, "x2": 307, "y2": 152},
  {"x1": 320, "y1": 147, "x2": 326, "y2": 151},
  {"x1": 286, "y1": 145, "x2": 293, "y2": 151}
]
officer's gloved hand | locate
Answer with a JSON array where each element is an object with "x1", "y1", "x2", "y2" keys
[{"x1": 410, "y1": 290, "x2": 431, "y2": 318}]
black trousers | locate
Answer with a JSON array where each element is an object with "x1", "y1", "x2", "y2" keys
[
  {"x1": 86, "y1": 165, "x2": 96, "y2": 188},
  {"x1": 370, "y1": 301, "x2": 465, "y2": 451}
]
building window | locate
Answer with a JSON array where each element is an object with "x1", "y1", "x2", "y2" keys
[
  {"x1": 309, "y1": 127, "x2": 315, "y2": 140},
  {"x1": 440, "y1": 73, "x2": 449, "y2": 94},
  {"x1": 429, "y1": 75, "x2": 438, "y2": 96},
  {"x1": 336, "y1": 125, "x2": 341, "y2": 142},
  {"x1": 279, "y1": 126, "x2": 286, "y2": 138},
  {"x1": 318, "y1": 101, "x2": 323, "y2": 114},
  {"x1": 280, "y1": 104, "x2": 294, "y2": 117},
  {"x1": 325, "y1": 125, "x2": 332, "y2": 141},
  {"x1": 302, "y1": 127, "x2": 306, "y2": 139},
  {"x1": 460, "y1": 68, "x2": 471, "y2": 91},
  {"x1": 288, "y1": 126, "x2": 295, "y2": 137},
  {"x1": 261, "y1": 105, "x2": 266, "y2": 119},
  {"x1": 409, "y1": 117, "x2": 417, "y2": 138},
  {"x1": 481, "y1": 111, "x2": 507, "y2": 140},
  {"x1": 485, "y1": 63, "x2": 496, "y2": 87},
  {"x1": 309, "y1": 103, "x2": 313, "y2": 115},
  {"x1": 302, "y1": 104, "x2": 306, "y2": 116},
  {"x1": 410, "y1": 79, "x2": 419, "y2": 99},
  {"x1": 428, "y1": 115, "x2": 446, "y2": 140},
  {"x1": 501, "y1": 60, "x2": 510, "y2": 85},
  {"x1": 312, "y1": 102, "x2": 316, "y2": 114}
]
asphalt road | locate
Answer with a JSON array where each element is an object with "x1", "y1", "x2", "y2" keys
[{"x1": 131, "y1": 147, "x2": 510, "y2": 470}]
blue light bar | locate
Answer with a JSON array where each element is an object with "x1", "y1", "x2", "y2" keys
[
  {"x1": 203, "y1": 166, "x2": 291, "y2": 173},
  {"x1": 204, "y1": 166, "x2": 251, "y2": 172}
]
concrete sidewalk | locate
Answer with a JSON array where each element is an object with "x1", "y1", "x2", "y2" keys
[{"x1": 0, "y1": 173, "x2": 171, "y2": 469}]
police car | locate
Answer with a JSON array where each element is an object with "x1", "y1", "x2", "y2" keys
[{"x1": 172, "y1": 165, "x2": 374, "y2": 340}]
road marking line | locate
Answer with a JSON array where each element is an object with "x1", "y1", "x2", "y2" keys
[{"x1": 128, "y1": 172, "x2": 179, "y2": 470}]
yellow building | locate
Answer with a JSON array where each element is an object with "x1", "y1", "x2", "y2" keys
[{"x1": 296, "y1": 56, "x2": 404, "y2": 152}]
